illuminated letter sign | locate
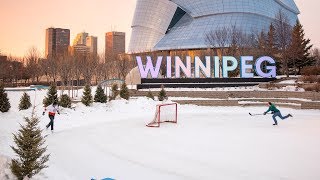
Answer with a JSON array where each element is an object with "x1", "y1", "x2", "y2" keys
[{"x1": 136, "y1": 56, "x2": 277, "y2": 79}]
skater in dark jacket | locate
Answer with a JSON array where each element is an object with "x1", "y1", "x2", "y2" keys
[
  {"x1": 264, "y1": 102, "x2": 292, "y2": 125},
  {"x1": 43, "y1": 102, "x2": 60, "y2": 132}
]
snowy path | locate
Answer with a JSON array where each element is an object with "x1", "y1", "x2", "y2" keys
[{"x1": 1, "y1": 90, "x2": 320, "y2": 180}]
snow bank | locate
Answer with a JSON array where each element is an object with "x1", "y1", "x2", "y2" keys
[
  {"x1": 0, "y1": 155, "x2": 15, "y2": 180},
  {"x1": 1, "y1": 88, "x2": 320, "y2": 180}
]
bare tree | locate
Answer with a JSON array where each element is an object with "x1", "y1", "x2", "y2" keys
[
  {"x1": 58, "y1": 54, "x2": 74, "y2": 96},
  {"x1": 80, "y1": 54, "x2": 98, "y2": 85},
  {"x1": 47, "y1": 55, "x2": 59, "y2": 84},
  {"x1": 205, "y1": 27, "x2": 232, "y2": 77},
  {"x1": 205, "y1": 27, "x2": 230, "y2": 57},
  {"x1": 274, "y1": 10, "x2": 293, "y2": 77},
  {"x1": 25, "y1": 47, "x2": 41, "y2": 82},
  {"x1": 116, "y1": 55, "x2": 132, "y2": 80},
  {"x1": 72, "y1": 54, "x2": 83, "y2": 97},
  {"x1": 94, "y1": 54, "x2": 107, "y2": 84}
]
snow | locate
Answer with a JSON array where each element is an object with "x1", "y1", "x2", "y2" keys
[
  {"x1": 238, "y1": 101, "x2": 302, "y2": 107},
  {"x1": 277, "y1": 80, "x2": 297, "y2": 84},
  {"x1": 169, "y1": 97, "x2": 319, "y2": 102},
  {"x1": 1, "y1": 89, "x2": 320, "y2": 180},
  {"x1": 140, "y1": 85, "x2": 305, "y2": 92}
]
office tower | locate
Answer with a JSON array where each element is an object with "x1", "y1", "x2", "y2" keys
[
  {"x1": 86, "y1": 36, "x2": 98, "y2": 57},
  {"x1": 73, "y1": 32, "x2": 89, "y2": 46},
  {"x1": 105, "y1": 31, "x2": 125, "y2": 60},
  {"x1": 45, "y1": 28, "x2": 70, "y2": 57}
]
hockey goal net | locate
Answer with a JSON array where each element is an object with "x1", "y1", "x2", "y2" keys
[{"x1": 146, "y1": 103, "x2": 178, "y2": 127}]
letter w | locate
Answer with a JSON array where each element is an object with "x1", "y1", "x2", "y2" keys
[{"x1": 136, "y1": 56, "x2": 162, "y2": 78}]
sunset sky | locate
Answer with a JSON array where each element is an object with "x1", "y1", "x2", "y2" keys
[{"x1": 0, "y1": 0, "x2": 318, "y2": 57}]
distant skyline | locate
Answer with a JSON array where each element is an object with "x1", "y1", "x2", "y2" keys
[{"x1": 0, "y1": 0, "x2": 319, "y2": 57}]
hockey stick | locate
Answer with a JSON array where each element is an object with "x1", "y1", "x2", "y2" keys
[{"x1": 249, "y1": 112, "x2": 271, "y2": 116}]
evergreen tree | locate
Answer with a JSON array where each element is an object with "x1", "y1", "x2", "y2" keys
[
  {"x1": 43, "y1": 85, "x2": 58, "y2": 107},
  {"x1": 120, "y1": 83, "x2": 130, "y2": 100},
  {"x1": 289, "y1": 20, "x2": 314, "y2": 75},
  {"x1": 0, "y1": 83, "x2": 11, "y2": 113},
  {"x1": 158, "y1": 85, "x2": 167, "y2": 101},
  {"x1": 19, "y1": 92, "x2": 32, "y2": 111},
  {"x1": 146, "y1": 90, "x2": 155, "y2": 100},
  {"x1": 266, "y1": 23, "x2": 278, "y2": 56},
  {"x1": 267, "y1": 23, "x2": 282, "y2": 74},
  {"x1": 10, "y1": 115, "x2": 50, "y2": 180},
  {"x1": 81, "y1": 85, "x2": 93, "y2": 106},
  {"x1": 59, "y1": 94, "x2": 71, "y2": 108},
  {"x1": 110, "y1": 84, "x2": 119, "y2": 101},
  {"x1": 94, "y1": 85, "x2": 107, "y2": 103}
]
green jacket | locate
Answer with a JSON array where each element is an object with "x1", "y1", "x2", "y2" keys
[{"x1": 265, "y1": 104, "x2": 280, "y2": 113}]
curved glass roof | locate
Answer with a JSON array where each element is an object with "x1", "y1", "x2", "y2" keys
[{"x1": 129, "y1": 0, "x2": 300, "y2": 53}]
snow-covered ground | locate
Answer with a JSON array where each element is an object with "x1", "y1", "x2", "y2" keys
[
  {"x1": 1, "y1": 89, "x2": 320, "y2": 180},
  {"x1": 277, "y1": 80, "x2": 298, "y2": 84},
  {"x1": 141, "y1": 85, "x2": 305, "y2": 92}
]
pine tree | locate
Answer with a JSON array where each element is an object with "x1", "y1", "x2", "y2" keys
[
  {"x1": 120, "y1": 83, "x2": 130, "y2": 100},
  {"x1": 289, "y1": 20, "x2": 314, "y2": 75},
  {"x1": 10, "y1": 114, "x2": 50, "y2": 180},
  {"x1": 267, "y1": 23, "x2": 281, "y2": 74},
  {"x1": 158, "y1": 85, "x2": 167, "y2": 101},
  {"x1": 59, "y1": 94, "x2": 71, "y2": 108},
  {"x1": 94, "y1": 85, "x2": 107, "y2": 103},
  {"x1": 110, "y1": 84, "x2": 119, "y2": 101},
  {"x1": 266, "y1": 23, "x2": 278, "y2": 56},
  {"x1": 43, "y1": 84, "x2": 58, "y2": 107},
  {"x1": 0, "y1": 83, "x2": 11, "y2": 113},
  {"x1": 146, "y1": 90, "x2": 155, "y2": 100},
  {"x1": 81, "y1": 85, "x2": 93, "y2": 106},
  {"x1": 19, "y1": 92, "x2": 32, "y2": 111}
]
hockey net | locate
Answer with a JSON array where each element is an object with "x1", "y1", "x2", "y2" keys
[{"x1": 146, "y1": 103, "x2": 178, "y2": 127}]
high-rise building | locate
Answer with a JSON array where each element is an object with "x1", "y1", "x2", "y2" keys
[
  {"x1": 71, "y1": 44, "x2": 89, "y2": 56},
  {"x1": 105, "y1": 31, "x2": 125, "y2": 60},
  {"x1": 86, "y1": 36, "x2": 98, "y2": 57},
  {"x1": 72, "y1": 32, "x2": 98, "y2": 57},
  {"x1": 45, "y1": 28, "x2": 70, "y2": 57},
  {"x1": 129, "y1": 0, "x2": 300, "y2": 53},
  {"x1": 73, "y1": 32, "x2": 89, "y2": 46}
]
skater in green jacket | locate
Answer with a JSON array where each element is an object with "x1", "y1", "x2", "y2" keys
[{"x1": 264, "y1": 102, "x2": 292, "y2": 126}]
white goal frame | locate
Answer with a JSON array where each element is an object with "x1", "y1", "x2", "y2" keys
[{"x1": 146, "y1": 103, "x2": 178, "y2": 128}]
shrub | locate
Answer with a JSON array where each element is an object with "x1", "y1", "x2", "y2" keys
[
  {"x1": 146, "y1": 90, "x2": 154, "y2": 100},
  {"x1": 59, "y1": 94, "x2": 71, "y2": 108},
  {"x1": 81, "y1": 85, "x2": 93, "y2": 106},
  {"x1": 94, "y1": 85, "x2": 107, "y2": 103},
  {"x1": 266, "y1": 83, "x2": 277, "y2": 90},
  {"x1": 43, "y1": 85, "x2": 58, "y2": 107},
  {"x1": 120, "y1": 83, "x2": 130, "y2": 100},
  {"x1": 19, "y1": 92, "x2": 32, "y2": 110},
  {"x1": 110, "y1": 84, "x2": 119, "y2": 101},
  {"x1": 0, "y1": 83, "x2": 11, "y2": 113},
  {"x1": 158, "y1": 85, "x2": 167, "y2": 101},
  {"x1": 301, "y1": 66, "x2": 320, "y2": 76},
  {"x1": 301, "y1": 75, "x2": 318, "y2": 83}
]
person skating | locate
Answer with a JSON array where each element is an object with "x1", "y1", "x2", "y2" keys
[
  {"x1": 264, "y1": 102, "x2": 292, "y2": 126},
  {"x1": 43, "y1": 102, "x2": 60, "y2": 132}
]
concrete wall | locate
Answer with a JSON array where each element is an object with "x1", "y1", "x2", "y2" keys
[{"x1": 130, "y1": 90, "x2": 320, "y2": 101}]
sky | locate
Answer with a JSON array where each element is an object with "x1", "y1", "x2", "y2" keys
[{"x1": 0, "y1": 0, "x2": 319, "y2": 57}]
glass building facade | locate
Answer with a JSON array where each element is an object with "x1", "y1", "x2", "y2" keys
[{"x1": 129, "y1": 0, "x2": 299, "y2": 53}]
